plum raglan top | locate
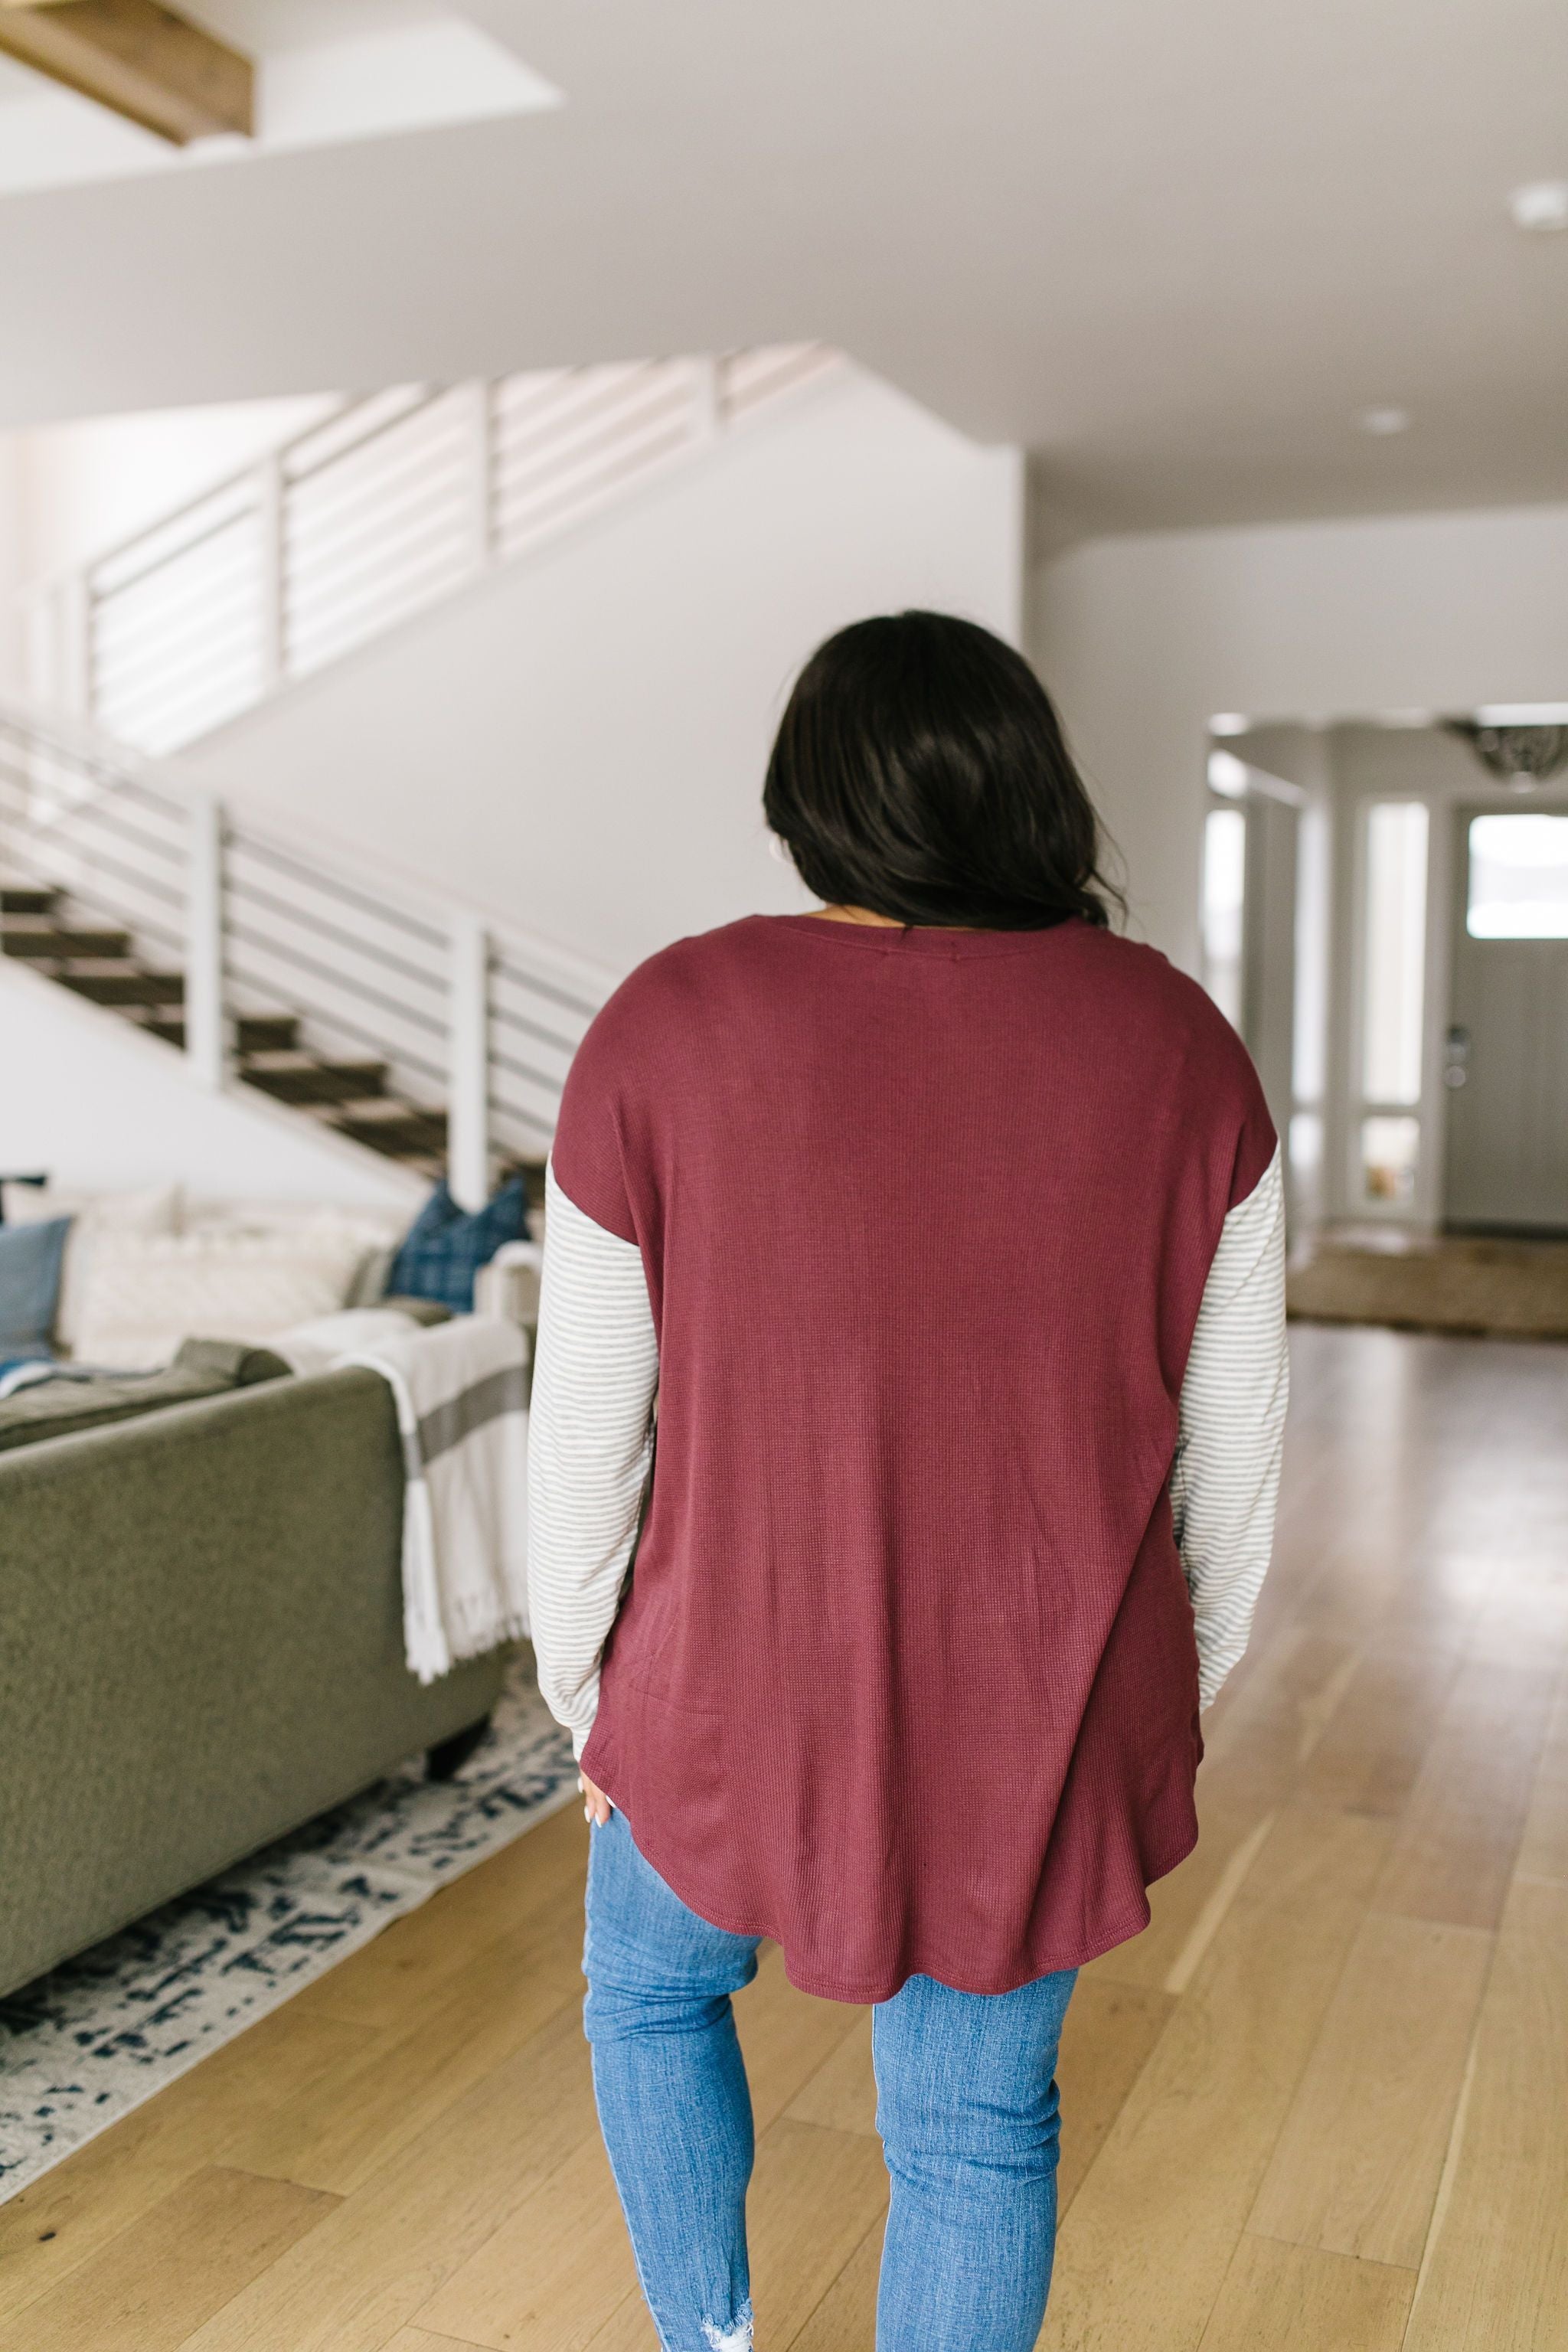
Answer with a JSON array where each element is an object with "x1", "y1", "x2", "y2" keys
[{"x1": 534, "y1": 913, "x2": 1282, "y2": 2001}]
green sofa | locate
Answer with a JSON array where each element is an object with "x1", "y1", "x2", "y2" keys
[{"x1": 0, "y1": 1366, "x2": 508, "y2": 2000}]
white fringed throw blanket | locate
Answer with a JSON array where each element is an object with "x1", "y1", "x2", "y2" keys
[{"x1": 341, "y1": 1315, "x2": 531, "y2": 1681}]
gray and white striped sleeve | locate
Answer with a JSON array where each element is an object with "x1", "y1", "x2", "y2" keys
[
  {"x1": 526, "y1": 1162, "x2": 658, "y2": 1759},
  {"x1": 1170, "y1": 1144, "x2": 1289, "y2": 1709}
]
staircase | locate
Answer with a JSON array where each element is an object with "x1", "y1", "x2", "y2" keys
[
  {"x1": 0, "y1": 699, "x2": 612, "y2": 1199},
  {"x1": 17, "y1": 345, "x2": 841, "y2": 755},
  {"x1": 4, "y1": 342, "x2": 841, "y2": 1191}
]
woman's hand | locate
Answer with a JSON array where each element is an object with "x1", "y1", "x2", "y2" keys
[{"x1": 581, "y1": 1772, "x2": 612, "y2": 1827}]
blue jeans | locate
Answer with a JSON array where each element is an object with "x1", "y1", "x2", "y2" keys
[{"x1": 583, "y1": 1808, "x2": 1077, "y2": 2352}]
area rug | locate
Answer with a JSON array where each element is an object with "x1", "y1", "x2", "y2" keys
[
  {"x1": 0, "y1": 1658, "x2": 577, "y2": 2203},
  {"x1": 1288, "y1": 1230, "x2": 1568, "y2": 1339}
]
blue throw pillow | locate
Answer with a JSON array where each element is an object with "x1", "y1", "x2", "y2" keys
[
  {"x1": 387, "y1": 1178, "x2": 527, "y2": 1313},
  {"x1": 0, "y1": 1215, "x2": 72, "y2": 1359}
]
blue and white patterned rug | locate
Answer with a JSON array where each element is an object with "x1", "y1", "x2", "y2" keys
[{"x1": 0, "y1": 1658, "x2": 577, "y2": 2203}]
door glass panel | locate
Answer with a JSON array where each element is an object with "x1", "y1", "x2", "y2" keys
[
  {"x1": 1202, "y1": 805, "x2": 1246, "y2": 1028},
  {"x1": 1466, "y1": 813, "x2": 1568, "y2": 939},
  {"x1": 1362, "y1": 802, "x2": 1428, "y2": 1104},
  {"x1": 1361, "y1": 1114, "x2": 1419, "y2": 1203}
]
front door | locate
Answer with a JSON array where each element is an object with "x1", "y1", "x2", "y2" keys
[{"x1": 1443, "y1": 805, "x2": 1568, "y2": 1232}]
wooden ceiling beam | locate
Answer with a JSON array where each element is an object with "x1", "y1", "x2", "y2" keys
[{"x1": 0, "y1": 0, "x2": 253, "y2": 145}]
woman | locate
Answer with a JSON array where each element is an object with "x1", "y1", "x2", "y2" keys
[{"x1": 527, "y1": 611, "x2": 1287, "y2": 2352}]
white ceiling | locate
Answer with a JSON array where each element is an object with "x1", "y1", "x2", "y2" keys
[{"x1": 2, "y1": 0, "x2": 1566, "y2": 533}]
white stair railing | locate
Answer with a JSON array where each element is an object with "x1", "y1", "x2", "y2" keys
[
  {"x1": 0, "y1": 697, "x2": 614, "y2": 1200},
  {"x1": 18, "y1": 345, "x2": 841, "y2": 757}
]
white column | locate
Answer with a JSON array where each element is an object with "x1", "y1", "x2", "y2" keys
[
  {"x1": 448, "y1": 910, "x2": 491, "y2": 1210},
  {"x1": 185, "y1": 792, "x2": 227, "y2": 1090},
  {"x1": 256, "y1": 453, "x2": 286, "y2": 691}
]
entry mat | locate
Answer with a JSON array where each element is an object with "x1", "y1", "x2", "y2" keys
[{"x1": 0, "y1": 1658, "x2": 577, "y2": 2203}]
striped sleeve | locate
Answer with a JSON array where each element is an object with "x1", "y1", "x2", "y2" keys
[
  {"x1": 1171, "y1": 1144, "x2": 1289, "y2": 1709},
  {"x1": 526, "y1": 1161, "x2": 659, "y2": 1759}
]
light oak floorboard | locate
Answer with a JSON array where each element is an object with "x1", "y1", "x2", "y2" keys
[
  {"x1": 1052, "y1": 1976, "x2": 1175, "y2": 2214},
  {"x1": 416, "y1": 2130, "x2": 639, "y2": 2352},
  {"x1": 283, "y1": 1804, "x2": 586, "y2": 2035},
  {"x1": 733, "y1": 1945, "x2": 868, "y2": 2134},
  {"x1": 784, "y1": 2219, "x2": 884, "y2": 2352},
  {"x1": 1370, "y1": 1656, "x2": 1558, "y2": 1931},
  {"x1": 1401, "y1": 1876, "x2": 1568, "y2": 2352},
  {"x1": 175, "y1": 2007, "x2": 602, "y2": 2352},
  {"x1": 785, "y1": 2013, "x2": 877, "y2": 2138},
  {"x1": 1037, "y1": 1805, "x2": 1392, "y2": 2352},
  {"x1": 1246, "y1": 1910, "x2": 1491, "y2": 2267},
  {"x1": 0, "y1": 2008, "x2": 375, "y2": 2324},
  {"x1": 0, "y1": 2165, "x2": 336, "y2": 2352},
  {"x1": 1195, "y1": 2235, "x2": 1414, "y2": 2351}
]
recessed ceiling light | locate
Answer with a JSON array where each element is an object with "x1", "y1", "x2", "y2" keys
[
  {"x1": 1207, "y1": 751, "x2": 1250, "y2": 798},
  {"x1": 1509, "y1": 181, "x2": 1568, "y2": 233},
  {"x1": 1356, "y1": 406, "x2": 1411, "y2": 436},
  {"x1": 1209, "y1": 714, "x2": 1250, "y2": 737}
]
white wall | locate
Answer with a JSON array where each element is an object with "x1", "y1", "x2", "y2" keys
[
  {"x1": 1032, "y1": 501, "x2": 1568, "y2": 975},
  {"x1": 0, "y1": 959, "x2": 423, "y2": 1208},
  {"x1": 8, "y1": 393, "x2": 335, "y2": 583},
  {"x1": 194, "y1": 367, "x2": 1024, "y2": 972}
]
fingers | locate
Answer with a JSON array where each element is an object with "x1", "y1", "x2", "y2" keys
[{"x1": 578, "y1": 1772, "x2": 613, "y2": 1827}]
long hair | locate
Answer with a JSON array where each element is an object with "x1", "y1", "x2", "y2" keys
[{"x1": 763, "y1": 611, "x2": 1122, "y2": 930}]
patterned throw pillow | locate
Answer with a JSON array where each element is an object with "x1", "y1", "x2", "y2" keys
[{"x1": 387, "y1": 1178, "x2": 528, "y2": 1313}]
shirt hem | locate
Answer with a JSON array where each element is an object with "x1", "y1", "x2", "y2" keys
[{"x1": 586, "y1": 1759, "x2": 1200, "y2": 2005}]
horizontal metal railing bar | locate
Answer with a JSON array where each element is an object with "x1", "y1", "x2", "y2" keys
[
  {"x1": 283, "y1": 385, "x2": 449, "y2": 493},
  {"x1": 497, "y1": 422, "x2": 691, "y2": 556},
  {"x1": 0, "y1": 728, "x2": 185, "y2": 818},
  {"x1": 90, "y1": 562, "x2": 260, "y2": 664},
  {"x1": 285, "y1": 488, "x2": 471, "y2": 616},
  {"x1": 90, "y1": 628, "x2": 261, "y2": 715},
  {"x1": 496, "y1": 418, "x2": 694, "y2": 543},
  {"x1": 488, "y1": 998, "x2": 583, "y2": 1055},
  {"x1": 492, "y1": 364, "x2": 687, "y2": 482},
  {"x1": 281, "y1": 389, "x2": 429, "y2": 479},
  {"x1": 488, "y1": 1046, "x2": 567, "y2": 1096},
  {"x1": 495, "y1": 405, "x2": 694, "y2": 528},
  {"x1": 220, "y1": 970, "x2": 449, "y2": 1087},
  {"x1": 95, "y1": 675, "x2": 260, "y2": 753},
  {"x1": 285, "y1": 413, "x2": 469, "y2": 539},
  {"x1": 20, "y1": 835, "x2": 185, "y2": 920},
  {"x1": 92, "y1": 501, "x2": 259, "y2": 606},
  {"x1": 492, "y1": 357, "x2": 670, "y2": 449},
  {"x1": 226, "y1": 831, "x2": 449, "y2": 948},
  {"x1": 225, "y1": 874, "x2": 447, "y2": 993},
  {"x1": 90, "y1": 547, "x2": 259, "y2": 651},
  {"x1": 93, "y1": 606, "x2": 260, "y2": 696},
  {"x1": 0, "y1": 765, "x2": 185, "y2": 867},
  {"x1": 47, "y1": 398, "x2": 353, "y2": 591},
  {"x1": 224, "y1": 921, "x2": 448, "y2": 1037},
  {"x1": 492, "y1": 960, "x2": 602, "y2": 1019}
]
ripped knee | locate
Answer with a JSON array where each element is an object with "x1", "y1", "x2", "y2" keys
[{"x1": 702, "y1": 2300, "x2": 754, "y2": 2352}]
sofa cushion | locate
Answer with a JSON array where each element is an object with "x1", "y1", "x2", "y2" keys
[
  {"x1": 71, "y1": 1225, "x2": 371, "y2": 1370},
  {"x1": 0, "y1": 1336, "x2": 291, "y2": 1454},
  {"x1": 387, "y1": 1178, "x2": 528, "y2": 1313},
  {"x1": 0, "y1": 1216, "x2": 72, "y2": 1359},
  {"x1": 3, "y1": 1184, "x2": 182, "y2": 1353}
]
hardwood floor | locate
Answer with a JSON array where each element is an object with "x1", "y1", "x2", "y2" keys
[{"x1": 2, "y1": 1323, "x2": 1564, "y2": 2351}]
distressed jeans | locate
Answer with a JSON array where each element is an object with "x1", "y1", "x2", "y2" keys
[{"x1": 583, "y1": 1808, "x2": 1077, "y2": 2352}]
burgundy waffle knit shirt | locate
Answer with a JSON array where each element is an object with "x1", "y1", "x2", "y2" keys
[{"x1": 554, "y1": 913, "x2": 1276, "y2": 2001}]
